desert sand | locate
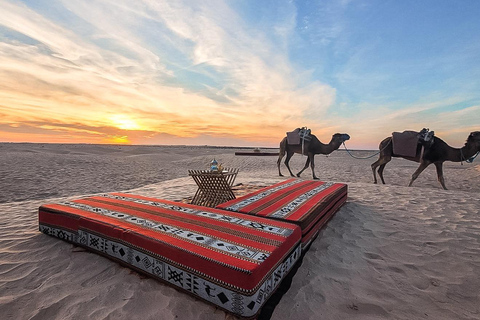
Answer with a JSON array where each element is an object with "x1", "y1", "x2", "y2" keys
[{"x1": 1, "y1": 143, "x2": 479, "y2": 320}]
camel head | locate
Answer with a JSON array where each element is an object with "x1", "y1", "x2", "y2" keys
[
  {"x1": 467, "y1": 131, "x2": 480, "y2": 150},
  {"x1": 332, "y1": 133, "x2": 350, "y2": 143},
  {"x1": 332, "y1": 133, "x2": 350, "y2": 144}
]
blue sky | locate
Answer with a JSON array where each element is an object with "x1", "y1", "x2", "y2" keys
[{"x1": 0, "y1": 0, "x2": 479, "y2": 148}]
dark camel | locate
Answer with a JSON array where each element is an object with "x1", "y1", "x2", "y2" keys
[
  {"x1": 277, "y1": 132, "x2": 350, "y2": 179},
  {"x1": 371, "y1": 131, "x2": 480, "y2": 190}
]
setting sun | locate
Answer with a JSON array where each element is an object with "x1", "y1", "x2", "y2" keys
[
  {"x1": 105, "y1": 135, "x2": 131, "y2": 144},
  {"x1": 0, "y1": 0, "x2": 478, "y2": 148},
  {"x1": 109, "y1": 114, "x2": 141, "y2": 131}
]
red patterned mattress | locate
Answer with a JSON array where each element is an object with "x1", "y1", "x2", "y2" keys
[
  {"x1": 38, "y1": 193, "x2": 301, "y2": 318},
  {"x1": 217, "y1": 179, "x2": 347, "y2": 249}
]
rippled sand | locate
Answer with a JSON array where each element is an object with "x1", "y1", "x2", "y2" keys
[{"x1": 1, "y1": 143, "x2": 479, "y2": 319}]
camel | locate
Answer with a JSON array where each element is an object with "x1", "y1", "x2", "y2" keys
[
  {"x1": 371, "y1": 131, "x2": 480, "y2": 190},
  {"x1": 277, "y1": 132, "x2": 350, "y2": 180}
]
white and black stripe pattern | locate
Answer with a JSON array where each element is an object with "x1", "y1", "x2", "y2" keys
[
  {"x1": 100, "y1": 194, "x2": 294, "y2": 237},
  {"x1": 39, "y1": 224, "x2": 301, "y2": 318},
  {"x1": 270, "y1": 182, "x2": 334, "y2": 218},
  {"x1": 60, "y1": 201, "x2": 270, "y2": 263},
  {"x1": 223, "y1": 179, "x2": 302, "y2": 212}
]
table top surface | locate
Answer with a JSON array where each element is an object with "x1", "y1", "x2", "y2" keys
[{"x1": 189, "y1": 170, "x2": 237, "y2": 176}]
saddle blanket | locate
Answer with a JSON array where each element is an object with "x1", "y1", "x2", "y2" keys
[
  {"x1": 286, "y1": 128, "x2": 312, "y2": 145},
  {"x1": 392, "y1": 131, "x2": 419, "y2": 157},
  {"x1": 38, "y1": 193, "x2": 302, "y2": 318},
  {"x1": 286, "y1": 130, "x2": 301, "y2": 145},
  {"x1": 217, "y1": 179, "x2": 347, "y2": 250}
]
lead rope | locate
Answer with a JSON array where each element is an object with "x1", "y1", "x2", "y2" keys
[{"x1": 342, "y1": 139, "x2": 392, "y2": 159}]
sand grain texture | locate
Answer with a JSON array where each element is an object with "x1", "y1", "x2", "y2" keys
[{"x1": 1, "y1": 143, "x2": 479, "y2": 319}]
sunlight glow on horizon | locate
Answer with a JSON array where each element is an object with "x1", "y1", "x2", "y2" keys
[
  {"x1": 0, "y1": 0, "x2": 479, "y2": 149},
  {"x1": 109, "y1": 115, "x2": 142, "y2": 131}
]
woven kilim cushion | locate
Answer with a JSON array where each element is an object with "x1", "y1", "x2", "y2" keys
[
  {"x1": 38, "y1": 192, "x2": 301, "y2": 318},
  {"x1": 217, "y1": 178, "x2": 347, "y2": 249}
]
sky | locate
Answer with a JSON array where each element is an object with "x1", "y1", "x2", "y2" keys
[{"x1": 0, "y1": 0, "x2": 479, "y2": 149}]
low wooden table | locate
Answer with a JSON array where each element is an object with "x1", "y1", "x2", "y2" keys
[{"x1": 188, "y1": 168, "x2": 239, "y2": 207}]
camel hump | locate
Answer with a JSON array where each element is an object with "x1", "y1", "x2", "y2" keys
[{"x1": 286, "y1": 127, "x2": 311, "y2": 145}]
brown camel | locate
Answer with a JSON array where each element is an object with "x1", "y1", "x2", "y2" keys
[
  {"x1": 371, "y1": 131, "x2": 480, "y2": 190},
  {"x1": 277, "y1": 132, "x2": 350, "y2": 179}
]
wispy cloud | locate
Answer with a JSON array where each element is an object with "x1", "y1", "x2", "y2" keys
[
  {"x1": 0, "y1": 0, "x2": 337, "y2": 146},
  {"x1": 324, "y1": 97, "x2": 480, "y2": 150},
  {"x1": 0, "y1": 0, "x2": 479, "y2": 148}
]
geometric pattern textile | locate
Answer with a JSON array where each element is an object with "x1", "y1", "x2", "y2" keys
[
  {"x1": 38, "y1": 193, "x2": 301, "y2": 318},
  {"x1": 217, "y1": 179, "x2": 347, "y2": 249}
]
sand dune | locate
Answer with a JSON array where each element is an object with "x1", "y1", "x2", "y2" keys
[{"x1": 1, "y1": 143, "x2": 479, "y2": 319}]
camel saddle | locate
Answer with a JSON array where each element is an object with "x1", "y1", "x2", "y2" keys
[
  {"x1": 392, "y1": 128, "x2": 434, "y2": 157},
  {"x1": 287, "y1": 127, "x2": 312, "y2": 145}
]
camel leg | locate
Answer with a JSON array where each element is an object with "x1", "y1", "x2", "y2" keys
[
  {"x1": 277, "y1": 138, "x2": 288, "y2": 177},
  {"x1": 371, "y1": 167, "x2": 378, "y2": 184},
  {"x1": 309, "y1": 154, "x2": 318, "y2": 180},
  {"x1": 434, "y1": 162, "x2": 447, "y2": 190},
  {"x1": 378, "y1": 164, "x2": 387, "y2": 184},
  {"x1": 371, "y1": 156, "x2": 391, "y2": 184},
  {"x1": 408, "y1": 161, "x2": 430, "y2": 187},
  {"x1": 277, "y1": 151, "x2": 285, "y2": 177},
  {"x1": 284, "y1": 151, "x2": 296, "y2": 177},
  {"x1": 296, "y1": 157, "x2": 310, "y2": 177}
]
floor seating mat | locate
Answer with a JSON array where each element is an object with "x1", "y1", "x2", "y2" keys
[
  {"x1": 217, "y1": 178, "x2": 347, "y2": 249},
  {"x1": 38, "y1": 192, "x2": 302, "y2": 318}
]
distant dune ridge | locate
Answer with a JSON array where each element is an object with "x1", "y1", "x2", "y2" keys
[{"x1": 1, "y1": 143, "x2": 479, "y2": 319}]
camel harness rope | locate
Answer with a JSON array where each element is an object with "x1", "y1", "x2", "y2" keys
[
  {"x1": 342, "y1": 139, "x2": 392, "y2": 160},
  {"x1": 299, "y1": 126, "x2": 311, "y2": 158},
  {"x1": 460, "y1": 149, "x2": 479, "y2": 165},
  {"x1": 302, "y1": 132, "x2": 305, "y2": 157},
  {"x1": 467, "y1": 151, "x2": 480, "y2": 163}
]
